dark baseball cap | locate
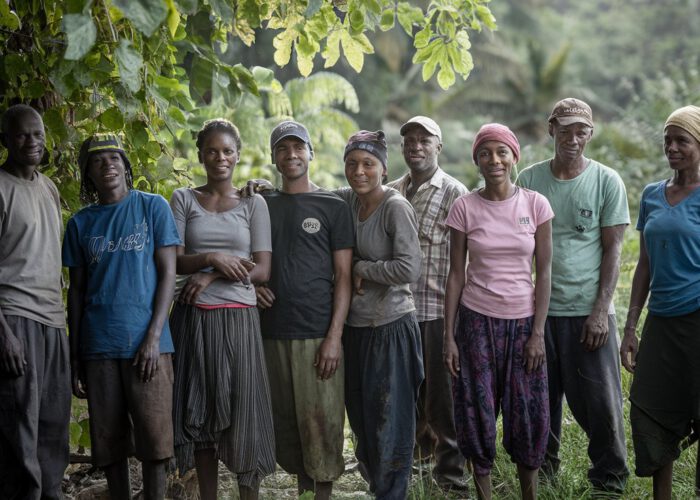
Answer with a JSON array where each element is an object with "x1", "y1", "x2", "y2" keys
[
  {"x1": 548, "y1": 98, "x2": 594, "y2": 127},
  {"x1": 270, "y1": 120, "x2": 313, "y2": 153}
]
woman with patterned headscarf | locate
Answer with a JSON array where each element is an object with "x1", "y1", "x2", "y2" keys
[
  {"x1": 621, "y1": 105, "x2": 700, "y2": 498},
  {"x1": 336, "y1": 130, "x2": 425, "y2": 499}
]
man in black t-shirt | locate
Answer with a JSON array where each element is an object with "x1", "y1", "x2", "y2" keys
[{"x1": 257, "y1": 121, "x2": 354, "y2": 500}]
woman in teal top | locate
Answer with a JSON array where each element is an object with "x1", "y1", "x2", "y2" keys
[{"x1": 621, "y1": 105, "x2": 700, "y2": 498}]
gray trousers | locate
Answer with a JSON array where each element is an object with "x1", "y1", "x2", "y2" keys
[
  {"x1": 415, "y1": 318, "x2": 466, "y2": 486},
  {"x1": 544, "y1": 315, "x2": 629, "y2": 493},
  {"x1": 0, "y1": 316, "x2": 70, "y2": 500}
]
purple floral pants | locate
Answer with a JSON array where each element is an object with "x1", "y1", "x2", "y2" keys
[{"x1": 451, "y1": 305, "x2": 549, "y2": 476}]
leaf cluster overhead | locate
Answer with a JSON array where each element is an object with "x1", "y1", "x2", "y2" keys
[{"x1": 0, "y1": 0, "x2": 496, "y2": 211}]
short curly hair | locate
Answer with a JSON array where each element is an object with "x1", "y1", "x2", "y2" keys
[{"x1": 196, "y1": 118, "x2": 242, "y2": 154}]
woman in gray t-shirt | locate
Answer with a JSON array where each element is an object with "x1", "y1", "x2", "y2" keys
[
  {"x1": 339, "y1": 130, "x2": 424, "y2": 500},
  {"x1": 168, "y1": 119, "x2": 275, "y2": 500}
]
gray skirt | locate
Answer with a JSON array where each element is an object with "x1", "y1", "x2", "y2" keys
[{"x1": 170, "y1": 303, "x2": 275, "y2": 486}]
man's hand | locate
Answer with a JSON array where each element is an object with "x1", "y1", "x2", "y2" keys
[
  {"x1": 240, "y1": 179, "x2": 275, "y2": 198},
  {"x1": 71, "y1": 357, "x2": 87, "y2": 398},
  {"x1": 179, "y1": 272, "x2": 218, "y2": 305},
  {"x1": 209, "y1": 253, "x2": 255, "y2": 282},
  {"x1": 314, "y1": 336, "x2": 342, "y2": 380},
  {"x1": 133, "y1": 335, "x2": 159, "y2": 383},
  {"x1": 443, "y1": 335, "x2": 460, "y2": 377},
  {"x1": 256, "y1": 285, "x2": 275, "y2": 309},
  {"x1": 353, "y1": 275, "x2": 365, "y2": 295},
  {"x1": 620, "y1": 330, "x2": 638, "y2": 373},
  {"x1": 523, "y1": 331, "x2": 546, "y2": 374},
  {"x1": 580, "y1": 310, "x2": 609, "y2": 352},
  {"x1": 0, "y1": 326, "x2": 26, "y2": 377}
]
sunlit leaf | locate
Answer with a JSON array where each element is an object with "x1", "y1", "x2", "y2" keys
[
  {"x1": 437, "y1": 65, "x2": 455, "y2": 89},
  {"x1": 0, "y1": 1, "x2": 21, "y2": 30},
  {"x1": 165, "y1": 0, "x2": 180, "y2": 37},
  {"x1": 379, "y1": 8, "x2": 394, "y2": 31}
]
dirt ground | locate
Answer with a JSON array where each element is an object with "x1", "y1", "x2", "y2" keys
[
  {"x1": 61, "y1": 450, "x2": 469, "y2": 499},
  {"x1": 60, "y1": 432, "x2": 448, "y2": 500},
  {"x1": 61, "y1": 459, "x2": 373, "y2": 499}
]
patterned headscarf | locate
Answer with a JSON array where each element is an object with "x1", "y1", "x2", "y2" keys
[{"x1": 344, "y1": 130, "x2": 388, "y2": 167}]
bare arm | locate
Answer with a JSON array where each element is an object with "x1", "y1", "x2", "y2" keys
[
  {"x1": 67, "y1": 266, "x2": 87, "y2": 397},
  {"x1": 581, "y1": 224, "x2": 627, "y2": 351},
  {"x1": 248, "y1": 250, "x2": 271, "y2": 285},
  {"x1": 0, "y1": 304, "x2": 25, "y2": 377},
  {"x1": 175, "y1": 247, "x2": 254, "y2": 282},
  {"x1": 443, "y1": 227, "x2": 467, "y2": 377},
  {"x1": 133, "y1": 245, "x2": 176, "y2": 383},
  {"x1": 315, "y1": 248, "x2": 353, "y2": 380},
  {"x1": 524, "y1": 220, "x2": 552, "y2": 373},
  {"x1": 620, "y1": 232, "x2": 650, "y2": 372}
]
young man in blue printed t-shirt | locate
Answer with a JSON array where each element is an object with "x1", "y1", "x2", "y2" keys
[{"x1": 63, "y1": 135, "x2": 180, "y2": 500}]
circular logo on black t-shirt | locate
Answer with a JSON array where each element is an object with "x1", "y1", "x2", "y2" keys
[{"x1": 302, "y1": 217, "x2": 321, "y2": 233}]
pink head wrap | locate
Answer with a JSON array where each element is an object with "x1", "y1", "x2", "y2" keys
[{"x1": 472, "y1": 123, "x2": 520, "y2": 165}]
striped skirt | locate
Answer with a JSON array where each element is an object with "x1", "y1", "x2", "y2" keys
[{"x1": 170, "y1": 303, "x2": 275, "y2": 486}]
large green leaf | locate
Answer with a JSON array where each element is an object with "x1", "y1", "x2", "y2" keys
[
  {"x1": 62, "y1": 13, "x2": 96, "y2": 60},
  {"x1": 112, "y1": 0, "x2": 168, "y2": 37},
  {"x1": 189, "y1": 55, "x2": 214, "y2": 102},
  {"x1": 129, "y1": 121, "x2": 150, "y2": 148},
  {"x1": 208, "y1": 0, "x2": 233, "y2": 19},
  {"x1": 0, "y1": 1, "x2": 21, "y2": 30},
  {"x1": 43, "y1": 108, "x2": 69, "y2": 142},
  {"x1": 115, "y1": 39, "x2": 143, "y2": 93},
  {"x1": 99, "y1": 107, "x2": 125, "y2": 130},
  {"x1": 175, "y1": 0, "x2": 198, "y2": 14}
]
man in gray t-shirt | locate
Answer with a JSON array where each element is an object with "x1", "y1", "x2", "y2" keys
[{"x1": 0, "y1": 105, "x2": 70, "y2": 499}]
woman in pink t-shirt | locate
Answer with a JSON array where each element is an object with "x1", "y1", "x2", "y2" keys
[{"x1": 443, "y1": 123, "x2": 554, "y2": 500}]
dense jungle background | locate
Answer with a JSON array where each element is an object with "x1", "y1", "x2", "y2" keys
[{"x1": 2, "y1": 0, "x2": 700, "y2": 497}]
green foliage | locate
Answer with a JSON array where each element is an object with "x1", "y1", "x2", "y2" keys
[
  {"x1": 68, "y1": 397, "x2": 91, "y2": 451},
  {"x1": 1, "y1": 0, "x2": 495, "y2": 212}
]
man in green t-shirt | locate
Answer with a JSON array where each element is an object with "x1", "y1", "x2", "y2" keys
[{"x1": 517, "y1": 98, "x2": 630, "y2": 495}]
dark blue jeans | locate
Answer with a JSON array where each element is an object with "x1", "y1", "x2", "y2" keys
[{"x1": 344, "y1": 313, "x2": 425, "y2": 500}]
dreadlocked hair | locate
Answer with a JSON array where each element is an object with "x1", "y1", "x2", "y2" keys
[{"x1": 79, "y1": 153, "x2": 133, "y2": 205}]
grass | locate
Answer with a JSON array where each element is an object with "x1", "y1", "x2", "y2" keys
[
  {"x1": 66, "y1": 232, "x2": 698, "y2": 499},
  {"x1": 405, "y1": 231, "x2": 698, "y2": 499},
  {"x1": 405, "y1": 376, "x2": 697, "y2": 500}
]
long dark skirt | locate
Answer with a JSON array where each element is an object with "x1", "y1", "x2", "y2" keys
[
  {"x1": 452, "y1": 305, "x2": 549, "y2": 476},
  {"x1": 630, "y1": 308, "x2": 700, "y2": 476},
  {"x1": 170, "y1": 303, "x2": 275, "y2": 487},
  {"x1": 344, "y1": 312, "x2": 425, "y2": 500}
]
